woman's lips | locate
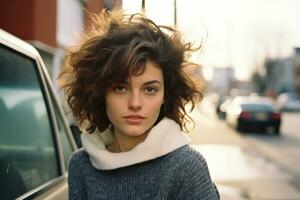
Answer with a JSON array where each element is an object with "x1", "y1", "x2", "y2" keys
[{"x1": 123, "y1": 115, "x2": 145, "y2": 124}]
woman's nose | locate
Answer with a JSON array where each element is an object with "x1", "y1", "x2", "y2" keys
[{"x1": 128, "y1": 92, "x2": 142, "y2": 111}]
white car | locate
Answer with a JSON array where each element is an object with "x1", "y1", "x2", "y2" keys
[
  {"x1": 0, "y1": 29, "x2": 79, "y2": 199},
  {"x1": 276, "y1": 93, "x2": 300, "y2": 112}
]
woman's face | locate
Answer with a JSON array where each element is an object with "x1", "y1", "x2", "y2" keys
[{"x1": 105, "y1": 60, "x2": 164, "y2": 138}]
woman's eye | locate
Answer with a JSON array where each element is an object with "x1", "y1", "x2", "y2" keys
[
  {"x1": 144, "y1": 87, "x2": 158, "y2": 94},
  {"x1": 113, "y1": 86, "x2": 126, "y2": 93}
]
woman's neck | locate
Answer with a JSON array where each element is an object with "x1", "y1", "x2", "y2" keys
[{"x1": 107, "y1": 129, "x2": 149, "y2": 153}]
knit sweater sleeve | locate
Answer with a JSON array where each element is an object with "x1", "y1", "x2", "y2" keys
[
  {"x1": 68, "y1": 150, "x2": 87, "y2": 200},
  {"x1": 174, "y1": 147, "x2": 220, "y2": 200}
]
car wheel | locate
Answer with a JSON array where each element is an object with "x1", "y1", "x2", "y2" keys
[
  {"x1": 274, "y1": 126, "x2": 280, "y2": 135},
  {"x1": 236, "y1": 123, "x2": 243, "y2": 132}
]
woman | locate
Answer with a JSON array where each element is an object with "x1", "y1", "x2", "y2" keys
[{"x1": 61, "y1": 10, "x2": 219, "y2": 200}]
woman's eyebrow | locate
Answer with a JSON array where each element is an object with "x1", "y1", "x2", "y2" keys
[
  {"x1": 144, "y1": 80, "x2": 162, "y2": 85},
  {"x1": 112, "y1": 80, "x2": 161, "y2": 85}
]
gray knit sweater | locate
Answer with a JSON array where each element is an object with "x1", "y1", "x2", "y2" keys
[{"x1": 68, "y1": 118, "x2": 219, "y2": 199}]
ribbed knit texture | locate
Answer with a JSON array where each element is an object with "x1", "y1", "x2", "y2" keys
[{"x1": 68, "y1": 145, "x2": 220, "y2": 200}]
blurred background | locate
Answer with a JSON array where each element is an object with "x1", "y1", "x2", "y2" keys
[{"x1": 1, "y1": 0, "x2": 300, "y2": 199}]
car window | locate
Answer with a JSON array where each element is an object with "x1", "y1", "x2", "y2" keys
[
  {"x1": 0, "y1": 44, "x2": 60, "y2": 199},
  {"x1": 241, "y1": 103, "x2": 274, "y2": 112},
  {"x1": 53, "y1": 101, "x2": 73, "y2": 168}
]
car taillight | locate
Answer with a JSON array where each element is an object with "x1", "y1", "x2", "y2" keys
[
  {"x1": 271, "y1": 112, "x2": 281, "y2": 120},
  {"x1": 240, "y1": 111, "x2": 252, "y2": 119}
]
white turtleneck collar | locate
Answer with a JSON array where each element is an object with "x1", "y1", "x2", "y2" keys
[{"x1": 81, "y1": 117, "x2": 191, "y2": 170}]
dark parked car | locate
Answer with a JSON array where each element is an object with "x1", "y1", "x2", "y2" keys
[
  {"x1": 0, "y1": 29, "x2": 79, "y2": 199},
  {"x1": 225, "y1": 96, "x2": 281, "y2": 135}
]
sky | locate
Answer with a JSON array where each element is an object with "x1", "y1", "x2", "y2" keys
[{"x1": 123, "y1": 0, "x2": 300, "y2": 81}]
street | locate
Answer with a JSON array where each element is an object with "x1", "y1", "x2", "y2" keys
[{"x1": 187, "y1": 105, "x2": 300, "y2": 199}]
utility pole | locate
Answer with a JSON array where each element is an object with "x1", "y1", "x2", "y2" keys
[
  {"x1": 142, "y1": 0, "x2": 145, "y2": 13},
  {"x1": 174, "y1": 0, "x2": 177, "y2": 26}
]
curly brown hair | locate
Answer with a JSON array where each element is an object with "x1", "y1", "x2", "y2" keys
[{"x1": 60, "y1": 10, "x2": 204, "y2": 133}]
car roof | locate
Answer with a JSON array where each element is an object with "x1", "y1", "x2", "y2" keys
[
  {"x1": 233, "y1": 96, "x2": 274, "y2": 105},
  {"x1": 0, "y1": 29, "x2": 40, "y2": 60}
]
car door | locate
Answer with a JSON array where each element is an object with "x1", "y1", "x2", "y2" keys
[{"x1": 0, "y1": 29, "x2": 78, "y2": 200}]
